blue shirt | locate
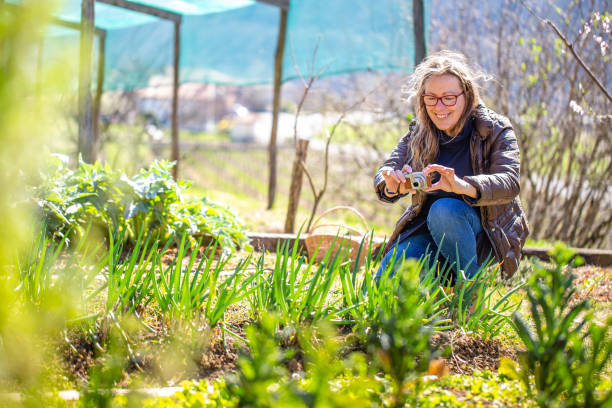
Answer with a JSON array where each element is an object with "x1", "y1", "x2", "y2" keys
[{"x1": 398, "y1": 118, "x2": 475, "y2": 240}]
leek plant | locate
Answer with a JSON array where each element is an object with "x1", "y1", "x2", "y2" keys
[
  {"x1": 369, "y1": 245, "x2": 524, "y2": 340},
  {"x1": 339, "y1": 243, "x2": 453, "y2": 335},
  {"x1": 152, "y1": 233, "x2": 259, "y2": 328},
  {"x1": 447, "y1": 261, "x2": 525, "y2": 340},
  {"x1": 17, "y1": 222, "x2": 106, "y2": 313},
  {"x1": 103, "y1": 227, "x2": 163, "y2": 318},
  {"x1": 248, "y1": 238, "x2": 360, "y2": 332},
  {"x1": 336, "y1": 234, "x2": 394, "y2": 327},
  {"x1": 16, "y1": 222, "x2": 66, "y2": 306}
]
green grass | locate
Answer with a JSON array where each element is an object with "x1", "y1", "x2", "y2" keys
[{"x1": 525, "y1": 238, "x2": 575, "y2": 248}]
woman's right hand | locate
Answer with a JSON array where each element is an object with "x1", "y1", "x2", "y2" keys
[{"x1": 382, "y1": 164, "x2": 417, "y2": 196}]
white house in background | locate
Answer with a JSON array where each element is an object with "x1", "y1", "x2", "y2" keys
[
  {"x1": 235, "y1": 110, "x2": 377, "y2": 144},
  {"x1": 106, "y1": 82, "x2": 378, "y2": 145},
  {"x1": 133, "y1": 83, "x2": 239, "y2": 132}
]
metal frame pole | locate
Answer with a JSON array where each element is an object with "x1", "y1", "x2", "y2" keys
[
  {"x1": 171, "y1": 21, "x2": 180, "y2": 179},
  {"x1": 266, "y1": 7, "x2": 288, "y2": 209},
  {"x1": 92, "y1": 30, "x2": 106, "y2": 161},
  {"x1": 78, "y1": 0, "x2": 94, "y2": 163},
  {"x1": 413, "y1": 0, "x2": 426, "y2": 65},
  {"x1": 96, "y1": 0, "x2": 182, "y2": 177}
]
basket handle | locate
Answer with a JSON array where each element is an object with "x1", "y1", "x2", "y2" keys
[
  {"x1": 308, "y1": 223, "x2": 366, "y2": 238},
  {"x1": 308, "y1": 206, "x2": 368, "y2": 235}
]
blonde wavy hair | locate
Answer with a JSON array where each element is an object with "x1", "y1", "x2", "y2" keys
[{"x1": 403, "y1": 50, "x2": 490, "y2": 171}]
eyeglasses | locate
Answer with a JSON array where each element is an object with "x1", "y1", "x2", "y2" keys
[{"x1": 422, "y1": 91, "x2": 464, "y2": 107}]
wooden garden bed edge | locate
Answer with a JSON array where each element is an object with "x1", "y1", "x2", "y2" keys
[{"x1": 246, "y1": 232, "x2": 612, "y2": 267}]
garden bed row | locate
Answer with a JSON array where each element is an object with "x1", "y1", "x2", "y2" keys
[{"x1": 247, "y1": 232, "x2": 612, "y2": 266}]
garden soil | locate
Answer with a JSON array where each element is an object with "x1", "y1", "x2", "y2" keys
[{"x1": 61, "y1": 248, "x2": 610, "y2": 384}]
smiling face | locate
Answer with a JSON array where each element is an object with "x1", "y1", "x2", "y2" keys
[{"x1": 423, "y1": 74, "x2": 466, "y2": 136}]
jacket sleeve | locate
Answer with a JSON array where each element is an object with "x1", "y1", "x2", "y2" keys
[
  {"x1": 462, "y1": 127, "x2": 521, "y2": 206},
  {"x1": 373, "y1": 128, "x2": 413, "y2": 203}
]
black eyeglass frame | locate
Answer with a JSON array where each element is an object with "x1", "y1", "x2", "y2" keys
[{"x1": 421, "y1": 91, "x2": 465, "y2": 107}]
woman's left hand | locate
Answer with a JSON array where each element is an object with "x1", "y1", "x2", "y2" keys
[{"x1": 423, "y1": 164, "x2": 477, "y2": 198}]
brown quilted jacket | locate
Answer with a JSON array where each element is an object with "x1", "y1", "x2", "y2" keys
[{"x1": 374, "y1": 104, "x2": 530, "y2": 278}]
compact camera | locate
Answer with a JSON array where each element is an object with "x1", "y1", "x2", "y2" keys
[{"x1": 402, "y1": 171, "x2": 432, "y2": 191}]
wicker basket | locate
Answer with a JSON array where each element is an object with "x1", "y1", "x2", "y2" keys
[{"x1": 304, "y1": 206, "x2": 377, "y2": 268}]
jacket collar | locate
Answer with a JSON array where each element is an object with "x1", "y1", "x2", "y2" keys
[{"x1": 471, "y1": 104, "x2": 494, "y2": 140}]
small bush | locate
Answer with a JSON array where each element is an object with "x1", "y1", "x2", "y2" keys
[
  {"x1": 507, "y1": 243, "x2": 612, "y2": 407},
  {"x1": 33, "y1": 155, "x2": 250, "y2": 253}
]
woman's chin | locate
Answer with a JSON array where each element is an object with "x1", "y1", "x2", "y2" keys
[{"x1": 434, "y1": 122, "x2": 452, "y2": 132}]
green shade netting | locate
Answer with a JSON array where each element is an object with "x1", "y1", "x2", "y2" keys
[{"x1": 27, "y1": 0, "x2": 429, "y2": 90}]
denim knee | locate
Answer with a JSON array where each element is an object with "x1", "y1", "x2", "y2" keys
[{"x1": 427, "y1": 198, "x2": 465, "y2": 234}]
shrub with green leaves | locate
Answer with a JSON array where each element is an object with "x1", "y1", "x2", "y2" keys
[
  {"x1": 507, "y1": 243, "x2": 612, "y2": 408},
  {"x1": 33, "y1": 155, "x2": 250, "y2": 252},
  {"x1": 368, "y1": 259, "x2": 442, "y2": 407},
  {"x1": 224, "y1": 314, "x2": 300, "y2": 407},
  {"x1": 296, "y1": 323, "x2": 379, "y2": 408}
]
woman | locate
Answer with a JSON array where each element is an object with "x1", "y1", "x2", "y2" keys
[{"x1": 374, "y1": 50, "x2": 529, "y2": 281}]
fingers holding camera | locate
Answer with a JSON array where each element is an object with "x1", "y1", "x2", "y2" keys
[
  {"x1": 424, "y1": 164, "x2": 456, "y2": 192},
  {"x1": 399, "y1": 164, "x2": 416, "y2": 194},
  {"x1": 423, "y1": 164, "x2": 476, "y2": 197},
  {"x1": 399, "y1": 183, "x2": 417, "y2": 195},
  {"x1": 382, "y1": 166, "x2": 415, "y2": 196}
]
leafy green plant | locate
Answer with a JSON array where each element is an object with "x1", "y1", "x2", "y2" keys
[
  {"x1": 339, "y1": 243, "x2": 452, "y2": 338},
  {"x1": 368, "y1": 259, "x2": 442, "y2": 407},
  {"x1": 34, "y1": 156, "x2": 250, "y2": 253},
  {"x1": 507, "y1": 243, "x2": 612, "y2": 407},
  {"x1": 372, "y1": 246, "x2": 525, "y2": 341},
  {"x1": 565, "y1": 316, "x2": 612, "y2": 408},
  {"x1": 415, "y1": 369, "x2": 533, "y2": 407},
  {"x1": 34, "y1": 155, "x2": 125, "y2": 240},
  {"x1": 295, "y1": 323, "x2": 378, "y2": 408},
  {"x1": 225, "y1": 314, "x2": 301, "y2": 407},
  {"x1": 132, "y1": 379, "x2": 234, "y2": 408}
]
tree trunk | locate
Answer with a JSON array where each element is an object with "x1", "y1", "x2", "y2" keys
[{"x1": 284, "y1": 138, "x2": 309, "y2": 233}]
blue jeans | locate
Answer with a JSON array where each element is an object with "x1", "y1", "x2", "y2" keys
[{"x1": 377, "y1": 198, "x2": 484, "y2": 281}]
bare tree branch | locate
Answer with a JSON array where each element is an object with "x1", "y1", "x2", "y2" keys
[
  {"x1": 303, "y1": 90, "x2": 375, "y2": 231},
  {"x1": 519, "y1": 0, "x2": 612, "y2": 102}
]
